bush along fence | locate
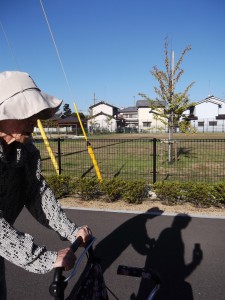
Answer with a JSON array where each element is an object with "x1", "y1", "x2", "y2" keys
[
  {"x1": 46, "y1": 175, "x2": 225, "y2": 208},
  {"x1": 34, "y1": 138, "x2": 225, "y2": 184}
]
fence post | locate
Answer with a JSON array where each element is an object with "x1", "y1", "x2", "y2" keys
[
  {"x1": 57, "y1": 138, "x2": 62, "y2": 175},
  {"x1": 153, "y1": 138, "x2": 157, "y2": 183}
]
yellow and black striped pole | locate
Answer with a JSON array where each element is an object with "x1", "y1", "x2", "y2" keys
[
  {"x1": 37, "y1": 119, "x2": 59, "y2": 175},
  {"x1": 73, "y1": 103, "x2": 102, "y2": 182}
]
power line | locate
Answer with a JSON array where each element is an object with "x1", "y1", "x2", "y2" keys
[{"x1": 0, "y1": 20, "x2": 20, "y2": 70}]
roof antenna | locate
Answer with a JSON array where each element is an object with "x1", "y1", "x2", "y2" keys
[{"x1": 93, "y1": 93, "x2": 96, "y2": 105}]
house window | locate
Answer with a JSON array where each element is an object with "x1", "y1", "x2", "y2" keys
[
  {"x1": 143, "y1": 122, "x2": 151, "y2": 128},
  {"x1": 123, "y1": 113, "x2": 138, "y2": 118},
  {"x1": 198, "y1": 122, "x2": 204, "y2": 127},
  {"x1": 209, "y1": 121, "x2": 217, "y2": 126}
]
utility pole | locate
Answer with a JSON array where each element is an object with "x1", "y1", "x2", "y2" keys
[{"x1": 168, "y1": 50, "x2": 174, "y2": 163}]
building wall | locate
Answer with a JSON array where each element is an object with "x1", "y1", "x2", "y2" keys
[
  {"x1": 194, "y1": 102, "x2": 222, "y2": 119},
  {"x1": 88, "y1": 115, "x2": 117, "y2": 132},
  {"x1": 190, "y1": 118, "x2": 225, "y2": 133},
  {"x1": 92, "y1": 103, "x2": 113, "y2": 116},
  {"x1": 138, "y1": 107, "x2": 166, "y2": 132}
]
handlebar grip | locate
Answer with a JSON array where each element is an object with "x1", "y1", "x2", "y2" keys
[
  {"x1": 70, "y1": 236, "x2": 83, "y2": 252},
  {"x1": 49, "y1": 236, "x2": 83, "y2": 297}
]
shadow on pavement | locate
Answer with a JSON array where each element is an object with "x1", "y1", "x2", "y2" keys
[{"x1": 94, "y1": 210, "x2": 203, "y2": 300}]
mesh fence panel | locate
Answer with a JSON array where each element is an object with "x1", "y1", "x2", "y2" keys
[{"x1": 34, "y1": 138, "x2": 225, "y2": 183}]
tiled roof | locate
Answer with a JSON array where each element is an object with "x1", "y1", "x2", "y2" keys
[
  {"x1": 197, "y1": 95, "x2": 225, "y2": 105},
  {"x1": 89, "y1": 101, "x2": 119, "y2": 109},
  {"x1": 119, "y1": 106, "x2": 137, "y2": 113},
  {"x1": 136, "y1": 100, "x2": 166, "y2": 107}
]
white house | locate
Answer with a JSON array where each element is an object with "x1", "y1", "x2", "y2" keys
[
  {"x1": 117, "y1": 100, "x2": 167, "y2": 132},
  {"x1": 89, "y1": 101, "x2": 118, "y2": 116},
  {"x1": 183, "y1": 95, "x2": 225, "y2": 132},
  {"x1": 88, "y1": 101, "x2": 119, "y2": 132},
  {"x1": 136, "y1": 100, "x2": 166, "y2": 132},
  {"x1": 88, "y1": 100, "x2": 167, "y2": 133}
]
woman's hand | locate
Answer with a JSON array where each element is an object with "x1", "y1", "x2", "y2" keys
[
  {"x1": 53, "y1": 248, "x2": 76, "y2": 271},
  {"x1": 76, "y1": 225, "x2": 92, "y2": 245},
  {"x1": 53, "y1": 226, "x2": 92, "y2": 270}
]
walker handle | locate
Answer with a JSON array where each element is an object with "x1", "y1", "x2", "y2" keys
[
  {"x1": 49, "y1": 236, "x2": 83, "y2": 299},
  {"x1": 70, "y1": 236, "x2": 83, "y2": 252}
]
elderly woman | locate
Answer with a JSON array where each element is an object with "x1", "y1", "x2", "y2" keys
[{"x1": 0, "y1": 71, "x2": 91, "y2": 299}]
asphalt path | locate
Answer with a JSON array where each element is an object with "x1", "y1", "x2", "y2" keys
[{"x1": 4, "y1": 207, "x2": 225, "y2": 300}]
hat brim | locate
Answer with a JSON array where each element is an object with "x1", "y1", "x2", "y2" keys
[{"x1": 0, "y1": 89, "x2": 62, "y2": 120}]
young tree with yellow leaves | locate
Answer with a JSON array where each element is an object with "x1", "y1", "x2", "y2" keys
[{"x1": 139, "y1": 38, "x2": 195, "y2": 162}]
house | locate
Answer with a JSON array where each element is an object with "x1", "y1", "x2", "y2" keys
[
  {"x1": 117, "y1": 100, "x2": 166, "y2": 132},
  {"x1": 183, "y1": 95, "x2": 225, "y2": 132},
  {"x1": 88, "y1": 99, "x2": 167, "y2": 133},
  {"x1": 89, "y1": 101, "x2": 118, "y2": 116},
  {"x1": 34, "y1": 114, "x2": 87, "y2": 136},
  {"x1": 136, "y1": 100, "x2": 166, "y2": 132},
  {"x1": 56, "y1": 115, "x2": 87, "y2": 135},
  {"x1": 88, "y1": 111, "x2": 117, "y2": 133},
  {"x1": 88, "y1": 101, "x2": 119, "y2": 133},
  {"x1": 118, "y1": 106, "x2": 138, "y2": 130}
]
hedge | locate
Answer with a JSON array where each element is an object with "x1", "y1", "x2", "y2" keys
[{"x1": 45, "y1": 175, "x2": 225, "y2": 208}]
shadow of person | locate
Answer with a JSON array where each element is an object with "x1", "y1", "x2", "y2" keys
[
  {"x1": 94, "y1": 207, "x2": 163, "y2": 274},
  {"x1": 134, "y1": 213, "x2": 203, "y2": 300}
]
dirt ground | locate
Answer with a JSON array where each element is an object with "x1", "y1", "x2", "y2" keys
[{"x1": 59, "y1": 196, "x2": 225, "y2": 217}]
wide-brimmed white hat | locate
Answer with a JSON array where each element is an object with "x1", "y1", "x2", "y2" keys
[{"x1": 0, "y1": 71, "x2": 63, "y2": 120}]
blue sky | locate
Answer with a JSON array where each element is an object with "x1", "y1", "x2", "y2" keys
[{"x1": 0, "y1": 0, "x2": 225, "y2": 114}]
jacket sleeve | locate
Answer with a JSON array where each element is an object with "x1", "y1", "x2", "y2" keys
[
  {"x1": 24, "y1": 143, "x2": 80, "y2": 244},
  {"x1": 0, "y1": 216, "x2": 57, "y2": 274},
  {"x1": 26, "y1": 178, "x2": 80, "y2": 244}
]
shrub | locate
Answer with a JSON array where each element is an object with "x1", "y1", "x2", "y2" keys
[
  {"x1": 182, "y1": 182, "x2": 215, "y2": 208},
  {"x1": 212, "y1": 181, "x2": 225, "y2": 207},
  {"x1": 75, "y1": 177, "x2": 101, "y2": 200},
  {"x1": 152, "y1": 181, "x2": 183, "y2": 205},
  {"x1": 122, "y1": 180, "x2": 149, "y2": 204},
  {"x1": 46, "y1": 175, "x2": 225, "y2": 208},
  {"x1": 46, "y1": 175, "x2": 71, "y2": 198},
  {"x1": 100, "y1": 178, "x2": 125, "y2": 202}
]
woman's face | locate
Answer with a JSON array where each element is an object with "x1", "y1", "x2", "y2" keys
[{"x1": 0, "y1": 116, "x2": 38, "y2": 144}]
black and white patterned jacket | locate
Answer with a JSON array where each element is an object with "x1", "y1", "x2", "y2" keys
[{"x1": 0, "y1": 140, "x2": 79, "y2": 274}]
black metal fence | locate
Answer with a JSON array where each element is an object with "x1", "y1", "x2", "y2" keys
[{"x1": 34, "y1": 138, "x2": 225, "y2": 183}]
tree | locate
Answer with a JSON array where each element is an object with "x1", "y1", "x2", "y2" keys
[
  {"x1": 63, "y1": 103, "x2": 72, "y2": 116},
  {"x1": 71, "y1": 111, "x2": 85, "y2": 118},
  {"x1": 139, "y1": 38, "x2": 195, "y2": 162}
]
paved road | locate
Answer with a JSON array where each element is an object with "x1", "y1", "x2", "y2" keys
[{"x1": 5, "y1": 207, "x2": 225, "y2": 300}]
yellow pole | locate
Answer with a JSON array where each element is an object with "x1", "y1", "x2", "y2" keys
[
  {"x1": 73, "y1": 103, "x2": 102, "y2": 182},
  {"x1": 37, "y1": 119, "x2": 59, "y2": 175}
]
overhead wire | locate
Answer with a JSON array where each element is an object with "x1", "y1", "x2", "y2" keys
[
  {"x1": 39, "y1": 0, "x2": 102, "y2": 181},
  {"x1": 0, "y1": 20, "x2": 20, "y2": 70}
]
